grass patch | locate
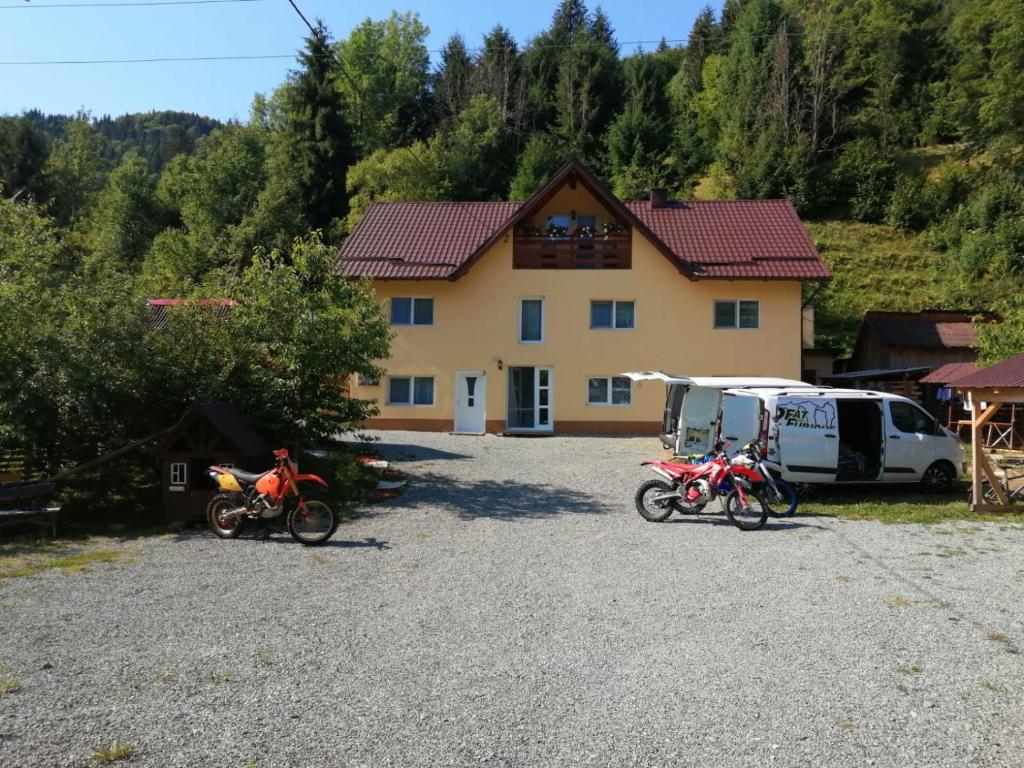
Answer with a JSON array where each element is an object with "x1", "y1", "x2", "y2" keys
[
  {"x1": 153, "y1": 672, "x2": 174, "y2": 684},
  {"x1": 92, "y1": 742, "x2": 136, "y2": 763},
  {"x1": 988, "y1": 632, "x2": 1009, "y2": 644},
  {"x1": 898, "y1": 665, "x2": 923, "y2": 675},
  {"x1": 311, "y1": 553, "x2": 329, "y2": 566},
  {"x1": 256, "y1": 649, "x2": 273, "y2": 667},
  {"x1": 208, "y1": 668, "x2": 233, "y2": 684},
  {"x1": 836, "y1": 575, "x2": 850, "y2": 583},
  {"x1": 0, "y1": 677, "x2": 21, "y2": 696},
  {"x1": 839, "y1": 721, "x2": 857, "y2": 732},
  {"x1": 0, "y1": 539, "x2": 135, "y2": 580},
  {"x1": 887, "y1": 596, "x2": 912, "y2": 607},
  {"x1": 799, "y1": 486, "x2": 1024, "y2": 525},
  {"x1": 979, "y1": 679, "x2": 1003, "y2": 693}
]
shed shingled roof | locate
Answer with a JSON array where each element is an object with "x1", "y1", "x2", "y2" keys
[
  {"x1": 860, "y1": 311, "x2": 998, "y2": 350},
  {"x1": 334, "y1": 163, "x2": 829, "y2": 282},
  {"x1": 947, "y1": 354, "x2": 1024, "y2": 389}
]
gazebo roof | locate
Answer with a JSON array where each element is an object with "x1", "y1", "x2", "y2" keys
[{"x1": 951, "y1": 354, "x2": 1024, "y2": 389}]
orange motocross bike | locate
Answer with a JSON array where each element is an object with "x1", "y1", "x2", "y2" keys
[{"x1": 206, "y1": 449, "x2": 338, "y2": 545}]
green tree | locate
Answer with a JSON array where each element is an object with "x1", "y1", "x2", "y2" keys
[
  {"x1": 334, "y1": 11, "x2": 431, "y2": 156},
  {"x1": 87, "y1": 153, "x2": 167, "y2": 264},
  {"x1": 277, "y1": 21, "x2": 354, "y2": 238},
  {"x1": 440, "y1": 95, "x2": 515, "y2": 200},
  {"x1": 44, "y1": 114, "x2": 107, "y2": 230},
  {"x1": 975, "y1": 306, "x2": 1024, "y2": 365},
  {"x1": 0, "y1": 117, "x2": 49, "y2": 203},
  {"x1": 435, "y1": 33, "x2": 474, "y2": 126},
  {"x1": 344, "y1": 140, "x2": 444, "y2": 230},
  {"x1": 509, "y1": 132, "x2": 570, "y2": 199}
]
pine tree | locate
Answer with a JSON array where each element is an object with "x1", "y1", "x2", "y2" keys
[
  {"x1": 282, "y1": 20, "x2": 354, "y2": 235},
  {"x1": 436, "y1": 34, "x2": 474, "y2": 126}
]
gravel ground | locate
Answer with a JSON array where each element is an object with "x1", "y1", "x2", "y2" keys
[{"x1": 2, "y1": 430, "x2": 1024, "y2": 768}]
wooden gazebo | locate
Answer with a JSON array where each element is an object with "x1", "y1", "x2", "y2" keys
[{"x1": 954, "y1": 355, "x2": 1024, "y2": 513}]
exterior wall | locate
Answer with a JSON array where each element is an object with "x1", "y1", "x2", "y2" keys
[{"x1": 352, "y1": 189, "x2": 804, "y2": 434}]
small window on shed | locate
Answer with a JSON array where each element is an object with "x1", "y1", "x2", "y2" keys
[{"x1": 170, "y1": 462, "x2": 187, "y2": 485}]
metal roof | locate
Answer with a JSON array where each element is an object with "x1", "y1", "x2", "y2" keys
[
  {"x1": 334, "y1": 161, "x2": 830, "y2": 282},
  {"x1": 947, "y1": 354, "x2": 1024, "y2": 389},
  {"x1": 920, "y1": 362, "x2": 980, "y2": 385}
]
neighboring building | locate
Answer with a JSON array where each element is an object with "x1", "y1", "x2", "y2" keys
[
  {"x1": 335, "y1": 160, "x2": 830, "y2": 435},
  {"x1": 845, "y1": 310, "x2": 998, "y2": 372}
]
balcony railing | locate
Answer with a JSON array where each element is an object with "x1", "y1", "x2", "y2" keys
[{"x1": 513, "y1": 233, "x2": 631, "y2": 269}]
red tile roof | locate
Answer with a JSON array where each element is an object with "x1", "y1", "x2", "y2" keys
[
  {"x1": 946, "y1": 354, "x2": 1024, "y2": 389},
  {"x1": 337, "y1": 201, "x2": 519, "y2": 280},
  {"x1": 624, "y1": 200, "x2": 828, "y2": 279},
  {"x1": 920, "y1": 362, "x2": 980, "y2": 385},
  {"x1": 334, "y1": 162, "x2": 829, "y2": 282}
]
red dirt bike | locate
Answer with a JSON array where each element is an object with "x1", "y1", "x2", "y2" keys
[
  {"x1": 206, "y1": 449, "x2": 338, "y2": 545},
  {"x1": 635, "y1": 443, "x2": 768, "y2": 530}
]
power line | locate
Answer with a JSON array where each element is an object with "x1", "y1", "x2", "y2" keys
[
  {"x1": 284, "y1": 0, "x2": 313, "y2": 34},
  {"x1": 1, "y1": 0, "x2": 261, "y2": 8},
  {"x1": 0, "y1": 53, "x2": 297, "y2": 64}
]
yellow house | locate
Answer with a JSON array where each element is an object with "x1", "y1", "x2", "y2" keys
[{"x1": 336, "y1": 160, "x2": 830, "y2": 435}]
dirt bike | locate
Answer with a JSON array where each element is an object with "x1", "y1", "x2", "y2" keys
[
  {"x1": 730, "y1": 441, "x2": 799, "y2": 517},
  {"x1": 635, "y1": 443, "x2": 768, "y2": 530},
  {"x1": 206, "y1": 449, "x2": 338, "y2": 545}
]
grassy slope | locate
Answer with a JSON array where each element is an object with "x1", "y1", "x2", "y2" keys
[{"x1": 805, "y1": 219, "x2": 974, "y2": 353}]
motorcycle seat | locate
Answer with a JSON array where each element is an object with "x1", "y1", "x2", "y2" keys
[{"x1": 225, "y1": 468, "x2": 267, "y2": 485}]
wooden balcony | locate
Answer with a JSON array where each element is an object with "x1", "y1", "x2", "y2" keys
[{"x1": 513, "y1": 234, "x2": 631, "y2": 269}]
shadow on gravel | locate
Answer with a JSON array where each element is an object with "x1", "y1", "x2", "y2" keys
[
  {"x1": 356, "y1": 442, "x2": 471, "y2": 463},
  {"x1": 663, "y1": 515, "x2": 827, "y2": 531},
  {"x1": 397, "y1": 472, "x2": 609, "y2": 521},
  {"x1": 265, "y1": 535, "x2": 392, "y2": 550}
]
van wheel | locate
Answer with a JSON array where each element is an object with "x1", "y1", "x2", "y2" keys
[{"x1": 921, "y1": 462, "x2": 954, "y2": 494}]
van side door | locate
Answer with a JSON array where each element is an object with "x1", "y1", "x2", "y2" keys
[
  {"x1": 883, "y1": 400, "x2": 938, "y2": 480},
  {"x1": 775, "y1": 396, "x2": 839, "y2": 483},
  {"x1": 721, "y1": 392, "x2": 762, "y2": 452}
]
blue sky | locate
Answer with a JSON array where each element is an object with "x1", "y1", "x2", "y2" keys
[{"x1": 0, "y1": 0, "x2": 722, "y2": 121}]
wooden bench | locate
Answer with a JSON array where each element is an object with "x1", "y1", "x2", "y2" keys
[
  {"x1": 0, "y1": 507, "x2": 59, "y2": 537},
  {"x1": 0, "y1": 481, "x2": 59, "y2": 538}
]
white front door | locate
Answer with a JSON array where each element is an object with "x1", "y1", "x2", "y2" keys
[{"x1": 454, "y1": 371, "x2": 486, "y2": 433}]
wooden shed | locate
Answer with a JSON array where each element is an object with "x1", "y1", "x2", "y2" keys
[
  {"x1": 155, "y1": 402, "x2": 271, "y2": 523},
  {"x1": 954, "y1": 355, "x2": 1024, "y2": 514}
]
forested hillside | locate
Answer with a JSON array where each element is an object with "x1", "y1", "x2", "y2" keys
[{"x1": 2, "y1": 0, "x2": 1024, "y2": 475}]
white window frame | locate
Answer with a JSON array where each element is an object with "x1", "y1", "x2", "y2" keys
[
  {"x1": 170, "y1": 462, "x2": 187, "y2": 485},
  {"x1": 713, "y1": 300, "x2": 760, "y2": 329},
  {"x1": 518, "y1": 297, "x2": 545, "y2": 344},
  {"x1": 387, "y1": 376, "x2": 435, "y2": 407},
  {"x1": 389, "y1": 297, "x2": 434, "y2": 326},
  {"x1": 587, "y1": 376, "x2": 633, "y2": 407},
  {"x1": 590, "y1": 300, "x2": 636, "y2": 330}
]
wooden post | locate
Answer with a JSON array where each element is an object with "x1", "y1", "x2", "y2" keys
[{"x1": 971, "y1": 398, "x2": 1008, "y2": 511}]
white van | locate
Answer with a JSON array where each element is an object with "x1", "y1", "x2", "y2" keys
[{"x1": 623, "y1": 372, "x2": 964, "y2": 491}]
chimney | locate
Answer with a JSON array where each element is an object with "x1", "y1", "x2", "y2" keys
[{"x1": 650, "y1": 187, "x2": 668, "y2": 209}]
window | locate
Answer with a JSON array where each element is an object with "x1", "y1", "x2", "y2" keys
[
  {"x1": 546, "y1": 214, "x2": 571, "y2": 238},
  {"x1": 588, "y1": 376, "x2": 632, "y2": 406},
  {"x1": 170, "y1": 462, "x2": 187, "y2": 485},
  {"x1": 714, "y1": 300, "x2": 760, "y2": 329},
  {"x1": 390, "y1": 297, "x2": 433, "y2": 326},
  {"x1": 519, "y1": 299, "x2": 544, "y2": 343},
  {"x1": 591, "y1": 300, "x2": 635, "y2": 329},
  {"x1": 388, "y1": 376, "x2": 434, "y2": 406},
  {"x1": 890, "y1": 401, "x2": 935, "y2": 434}
]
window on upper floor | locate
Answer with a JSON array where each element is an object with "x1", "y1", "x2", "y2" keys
[
  {"x1": 546, "y1": 214, "x2": 571, "y2": 238},
  {"x1": 519, "y1": 298, "x2": 544, "y2": 343},
  {"x1": 591, "y1": 300, "x2": 635, "y2": 329},
  {"x1": 588, "y1": 376, "x2": 632, "y2": 406},
  {"x1": 390, "y1": 297, "x2": 434, "y2": 326},
  {"x1": 714, "y1": 300, "x2": 760, "y2": 329},
  {"x1": 388, "y1": 376, "x2": 434, "y2": 406}
]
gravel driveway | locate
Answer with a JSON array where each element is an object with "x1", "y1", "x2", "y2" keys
[{"x1": 2, "y1": 431, "x2": 1024, "y2": 768}]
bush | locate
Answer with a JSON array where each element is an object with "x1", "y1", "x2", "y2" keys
[
  {"x1": 835, "y1": 138, "x2": 897, "y2": 223},
  {"x1": 885, "y1": 175, "x2": 928, "y2": 230}
]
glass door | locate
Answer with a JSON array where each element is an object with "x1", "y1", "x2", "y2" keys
[{"x1": 507, "y1": 367, "x2": 553, "y2": 432}]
